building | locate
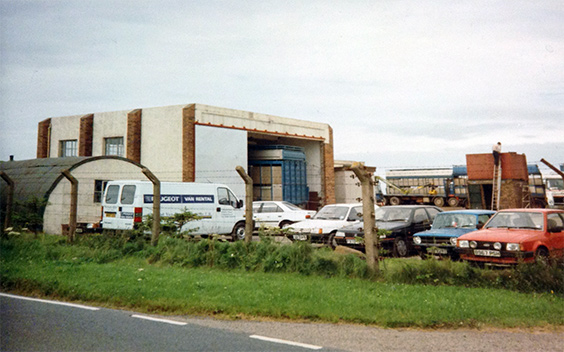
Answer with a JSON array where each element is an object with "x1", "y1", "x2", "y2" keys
[
  {"x1": 333, "y1": 160, "x2": 376, "y2": 204},
  {"x1": 36, "y1": 104, "x2": 335, "y2": 206},
  {"x1": 466, "y1": 152, "x2": 530, "y2": 209},
  {"x1": 0, "y1": 156, "x2": 146, "y2": 234}
]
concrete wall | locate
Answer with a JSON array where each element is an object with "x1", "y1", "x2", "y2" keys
[
  {"x1": 194, "y1": 104, "x2": 330, "y2": 141},
  {"x1": 195, "y1": 125, "x2": 247, "y2": 198},
  {"x1": 42, "y1": 103, "x2": 334, "y2": 205},
  {"x1": 141, "y1": 105, "x2": 184, "y2": 181},
  {"x1": 91, "y1": 110, "x2": 129, "y2": 156},
  {"x1": 43, "y1": 158, "x2": 146, "y2": 235},
  {"x1": 49, "y1": 115, "x2": 82, "y2": 157},
  {"x1": 335, "y1": 169, "x2": 362, "y2": 204}
]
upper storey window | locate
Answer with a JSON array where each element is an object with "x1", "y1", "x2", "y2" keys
[
  {"x1": 105, "y1": 137, "x2": 124, "y2": 156},
  {"x1": 59, "y1": 140, "x2": 77, "y2": 157}
]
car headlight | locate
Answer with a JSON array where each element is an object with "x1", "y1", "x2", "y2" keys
[
  {"x1": 458, "y1": 240, "x2": 469, "y2": 248},
  {"x1": 450, "y1": 237, "x2": 457, "y2": 246},
  {"x1": 470, "y1": 241, "x2": 478, "y2": 249},
  {"x1": 413, "y1": 236, "x2": 421, "y2": 245},
  {"x1": 493, "y1": 242, "x2": 502, "y2": 250},
  {"x1": 506, "y1": 243, "x2": 521, "y2": 251},
  {"x1": 335, "y1": 231, "x2": 345, "y2": 238}
]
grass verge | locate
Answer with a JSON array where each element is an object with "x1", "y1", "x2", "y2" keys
[{"x1": 1, "y1": 234, "x2": 563, "y2": 329}]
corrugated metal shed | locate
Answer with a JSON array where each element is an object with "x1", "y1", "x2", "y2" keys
[{"x1": 0, "y1": 156, "x2": 142, "y2": 212}]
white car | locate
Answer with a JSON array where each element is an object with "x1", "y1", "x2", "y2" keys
[
  {"x1": 287, "y1": 203, "x2": 378, "y2": 246},
  {"x1": 252, "y1": 201, "x2": 316, "y2": 229}
]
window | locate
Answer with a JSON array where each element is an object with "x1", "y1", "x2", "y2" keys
[
  {"x1": 120, "y1": 185, "x2": 136, "y2": 205},
  {"x1": 262, "y1": 203, "x2": 282, "y2": 213},
  {"x1": 105, "y1": 185, "x2": 120, "y2": 204},
  {"x1": 425, "y1": 208, "x2": 442, "y2": 220},
  {"x1": 105, "y1": 137, "x2": 124, "y2": 156},
  {"x1": 413, "y1": 209, "x2": 429, "y2": 224},
  {"x1": 94, "y1": 180, "x2": 108, "y2": 203},
  {"x1": 217, "y1": 187, "x2": 238, "y2": 207},
  {"x1": 59, "y1": 140, "x2": 77, "y2": 157},
  {"x1": 347, "y1": 206, "x2": 364, "y2": 221}
]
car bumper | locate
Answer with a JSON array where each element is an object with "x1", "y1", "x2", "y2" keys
[
  {"x1": 290, "y1": 233, "x2": 326, "y2": 243},
  {"x1": 417, "y1": 244, "x2": 457, "y2": 257},
  {"x1": 457, "y1": 248, "x2": 535, "y2": 264}
]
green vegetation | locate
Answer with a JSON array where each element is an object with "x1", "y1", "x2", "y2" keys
[{"x1": 1, "y1": 233, "x2": 563, "y2": 329}]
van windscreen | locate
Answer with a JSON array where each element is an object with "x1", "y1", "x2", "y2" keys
[
  {"x1": 121, "y1": 185, "x2": 136, "y2": 204},
  {"x1": 105, "y1": 185, "x2": 120, "y2": 204}
]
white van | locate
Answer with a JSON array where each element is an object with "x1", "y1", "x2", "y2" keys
[{"x1": 102, "y1": 180, "x2": 247, "y2": 240}]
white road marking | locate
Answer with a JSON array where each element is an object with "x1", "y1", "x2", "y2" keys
[
  {"x1": 131, "y1": 314, "x2": 188, "y2": 326},
  {"x1": 250, "y1": 335, "x2": 323, "y2": 350},
  {"x1": 0, "y1": 292, "x2": 100, "y2": 311}
]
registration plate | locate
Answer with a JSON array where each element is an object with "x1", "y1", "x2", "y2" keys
[
  {"x1": 346, "y1": 239, "x2": 358, "y2": 245},
  {"x1": 474, "y1": 249, "x2": 501, "y2": 257},
  {"x1": 105, "y1": 212, "x2": 116, "y2": 218},
  {"x1": 293, "y1": 234, "x2": 308, "y2": 241},
  {"x1": 427, "y1": 247, "x2": 448, "y2": 255}
]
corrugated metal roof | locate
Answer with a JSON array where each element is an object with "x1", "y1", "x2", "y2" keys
[{"x1": 0, "y1": 156, "x2": 143, "y2": 209}]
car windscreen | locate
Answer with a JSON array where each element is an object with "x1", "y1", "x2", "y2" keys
[
  {"x1": 485, "y1": 212, "x2": 544, "y2": 230},
  {"x1": 432, "y1": 213, "x2": 477, "y2": 229},
  {"x1": 313, "y1": 206, "x2": 350, "y2": 220},
  {"x1": 375, "y1": 207, "x2": 411, "y2": 222}
]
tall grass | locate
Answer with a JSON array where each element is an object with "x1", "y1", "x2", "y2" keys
[{"x1": 1, "y1": 233, "x2": 563, "y2": 328}]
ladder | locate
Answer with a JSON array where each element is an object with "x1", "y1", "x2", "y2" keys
[
  {"x1": 491, "y1": 163, "x2": 502, "y2": 210},
  {"x1": 522, "y1": 184, "x2": 531, "y2": 208}
]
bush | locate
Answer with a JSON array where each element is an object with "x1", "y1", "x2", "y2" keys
[{"x1": 3, "y1": 233, "x2": 562, "y2": 295}]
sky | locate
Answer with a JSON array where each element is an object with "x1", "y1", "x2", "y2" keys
[{"x1": 1, "y1": 0, "x2": 563, "y2": 173}]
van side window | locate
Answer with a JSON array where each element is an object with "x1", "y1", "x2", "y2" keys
[
  {"x1": 218, "y1": 187, "x2": 238, "y2": 207},
  {"x1": 105, "y1": 185, "x2": 120, "y2": 204},
  {"x1": 121, "y1": 185, "x2": 136, "y2": 205}
]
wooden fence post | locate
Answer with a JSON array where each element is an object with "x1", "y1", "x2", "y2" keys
[{"x1": 350, "y1": 162, "x2": 379, "y2": 274}]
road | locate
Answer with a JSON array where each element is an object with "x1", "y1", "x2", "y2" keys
[
  {"x1": 0, "y1": 293, "x2": 339, "y2": 351},
  {"x1": 1, "y1": 293, "x2": 563, "y2": 352}
]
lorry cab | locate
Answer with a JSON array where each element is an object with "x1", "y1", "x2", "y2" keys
[{"x1": 102, "y1": 180, "x2": 245, "y2": 237}]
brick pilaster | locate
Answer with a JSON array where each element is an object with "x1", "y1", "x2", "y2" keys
[
  {"x1": 36, "y1": 118, "x2": 51, "y2": 158},
  {"x1": 323, "y1": 126, "x2": 336, "y2": 204},
  {"x1": 126, "y1": 109, "x2": 142, "y2": 163},
  {"x1": 79, "y1": 114, "x2": 94, "y2": 156},
  {"x1": 182, "y1": 105, "x2": 196, "y2": 182}
]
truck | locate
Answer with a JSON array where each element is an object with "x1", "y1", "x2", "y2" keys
[
  {"x1": 377, "y1": 167, "x2": 468, "y2": 208},
  {"x1": 102, "y1": 180, "x2": 247, "y2": 240}
]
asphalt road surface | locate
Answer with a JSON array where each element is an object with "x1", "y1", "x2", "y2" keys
[{"x1": 1, "y1": 293, "x2": 563, "y2": 352}]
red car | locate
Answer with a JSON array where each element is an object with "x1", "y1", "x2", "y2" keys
[{"x1": 456, "y1": 209, "x2": 564, "y2": 265}]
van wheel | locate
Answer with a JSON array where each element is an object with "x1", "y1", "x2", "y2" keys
[{"x1": 232, "y1": 223, "x2": 246, "y2": 241}]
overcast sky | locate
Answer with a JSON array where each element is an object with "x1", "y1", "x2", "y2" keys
[{"x1": 1, "y1": 0, "x2": 562, "y2": 172}]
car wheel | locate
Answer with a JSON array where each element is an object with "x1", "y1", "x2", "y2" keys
[
  {"x1": 393, "y1": 237, "x2": 409, "y2": 257},
  {"x1": 279, "y1": 220, "x2": 293, "y2": 229},
  {"x1": 231, "y1": 222, "x2": 246, "y2": 241},
  {"x1": 447, "y1": 197, "x2": 459, "y2": 207},
  {"x1": 433, "y1": 197, "x2": 445, "y2": 207},
  {"x1": 326, "y1": 232, "x2": 338, "y2": 249},
  {"x1": 390, "y1": 196, "x2": 401, "y2": 206},
  {"x1": 535, "y1": 247, "x2": 549, "y2": 263}
]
